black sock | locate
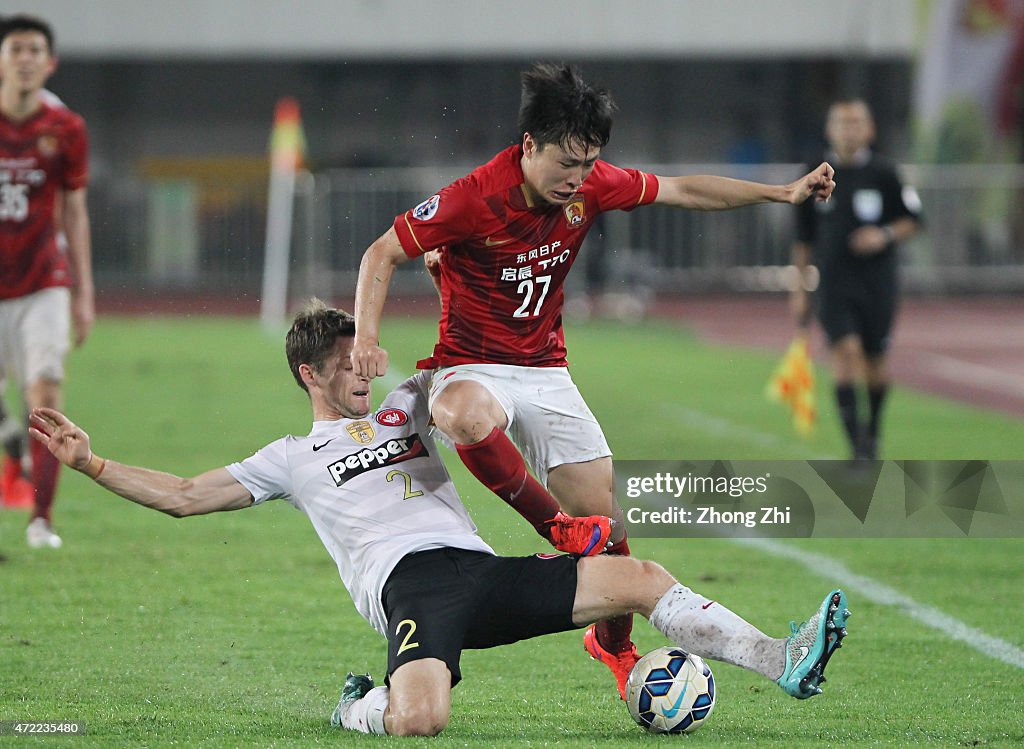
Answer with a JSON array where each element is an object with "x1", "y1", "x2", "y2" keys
[
  {"x1": 867, "y1": 384, "x2": 889, "y2": 442},
  {"x1": 835, "y1": 383, "x2": 860, "y2": 455}
]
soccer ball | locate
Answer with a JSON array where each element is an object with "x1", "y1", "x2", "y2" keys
[{"x1": 625, "y1": 647, "x2": 716, "y2": 734}]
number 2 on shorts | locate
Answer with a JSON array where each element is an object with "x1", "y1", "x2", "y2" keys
[{"x1": 396, "y1": 619, "x2": 420, "y2": 655}]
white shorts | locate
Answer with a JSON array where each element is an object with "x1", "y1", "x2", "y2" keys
[
  {"x1": 427, "y1": 363, "x2": 611, "y2": 486},
  {"x1": 0, "y1": 287, "x2": 71, "y2": 390}
]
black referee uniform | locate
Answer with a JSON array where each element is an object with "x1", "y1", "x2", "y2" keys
[
  {"x1": 796, "y1": 149, "x2": 922, "y2": 458},
  {"x1": 796, "y1": 151, "x2": 921, "y2": 353}
]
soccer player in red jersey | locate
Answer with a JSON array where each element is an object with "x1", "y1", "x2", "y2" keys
[
  {"x1": 0, "y1": 15, "x2": 94, "y2": 548},
  {"x1": 352, "y1": 63, "x2": 835, "y2": 698}
]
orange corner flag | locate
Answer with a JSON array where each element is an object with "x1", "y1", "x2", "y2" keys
[
  {"x1": 270, "y1": 97, "x2": 307, "y2": 172},
  {"x1": 766, "y1": 334, "x2": 817, "y2": 436}
]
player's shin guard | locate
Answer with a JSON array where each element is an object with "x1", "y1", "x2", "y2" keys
[
  {"x1": 649, "y1": 583, "x2": 785, "y2": 681},
  {"x1": 595, "y1": 537, "x2": 634, "y2": 653},
  {"x1": 30, "y1": 439, "x2": 59, "y2": 522},
  {"x1": 455, "y1": 427, "x2": 561, "y2": 539},
  {"x1": 340, "y1": 685, "x2": 389, "y2": 735}
]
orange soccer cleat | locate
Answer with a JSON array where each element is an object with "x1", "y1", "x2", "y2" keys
[
  {"x1": 583, "y1": 623, "x2": 640, "y2": 700},
  {"x1": 546, "y1": 511, "x2": 611, "y2": 556},
  {"x1": 1, "y1": 456, "x2": 34, "y2": 510}
]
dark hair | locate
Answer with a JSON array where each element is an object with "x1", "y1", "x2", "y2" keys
[
  {"x1": 828, "y1": 97, "x2": 873, "y2": 116},
  {"x1": 0, "y1": 14, "x2": 55, "y2": 54},
  {"x1": 517, "y1": 63, "x2": 615, "y2": 152},
  {"x1": 285, "y1": 298, "x2": 356, "y2": 393}
]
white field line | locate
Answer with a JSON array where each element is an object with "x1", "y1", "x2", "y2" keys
[
  {"x1": 733, "y1": 537, "x2": 1024, "y2": 670},
  {"x1": 662, "y1": 402, "x2": 842, "y2": 460},
  {"x1": 918, "y1": 352, "x2": 1024, "y2": 398}
]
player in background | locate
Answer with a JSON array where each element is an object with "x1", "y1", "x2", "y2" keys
[
  {"x1": 0, "y1": 16, "x2": 29, "y2": 509},
  {"x1": 30, "y1": 299, "x2": 851, "y2": 737},
  {"x1": 0, "y1": 25, "x2": 70, "y2": 508},
  {"x1": 0, "y1": 15, "x2": 94, "y2": 546},
  {"x1": 791, "y1": 99, "x2": 921, "y2": 460},
  {"x1": 351, "y1": 62, "x2": 836, "y2": 698}
]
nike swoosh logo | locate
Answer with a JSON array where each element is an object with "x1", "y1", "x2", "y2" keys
[
  {"x1": 660, "y1": 682, "x2": 689, "y2": 718},
  {"x1": 312, "y1": 439, "x2": 335, "y2": 452},
  {"x1": 792, "y1": 645, "x2": 810, "y2": 671},
  {"x1": 702, "y1": 601, "x2": 716, "y2": 610},
  {"x1": 484, "y1": 236, "x2": 513, "y2": 247},
  {"x1": 508, "y1": 475, "x2": 528, "y2": 504}
]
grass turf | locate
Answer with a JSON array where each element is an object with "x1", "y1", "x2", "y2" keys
[{"x1": 1, "y1": 315, "x2": 1022, "y2": 747}]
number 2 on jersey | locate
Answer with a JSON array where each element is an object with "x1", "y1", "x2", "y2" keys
[
  {"x1": 512, "y1": 275, "x2": 552, "y2": 318},
  {"x1": 386, "y1": 470, "x2": 423, "y2": 500}
]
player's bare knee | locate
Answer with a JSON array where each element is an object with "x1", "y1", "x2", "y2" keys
[
  {"x1": 432, "y1": 404, "x2": 480, "y2": 444},
  {"x1": 631, "y1": 559, "x2": 675, "y2": 613},
  {"x1": 636, "y1": 558, "x2": 673, "y2": 587},
  {"x1": 26, "y1": 379, "x2": 62, "y2": 410},
  {"x1": 431, "y1": 394, "x2": 503, "y2": 444},
  {"x1": 387, "y1": 702, "x2": 449, "y2": 737},
  {"x1": 596, "y1": 556, "x2": 674, "y2": 611}
]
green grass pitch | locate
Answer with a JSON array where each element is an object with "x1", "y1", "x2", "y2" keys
[{"x1": 1, "y1": 315, "x2": 1022, "y2": 747}]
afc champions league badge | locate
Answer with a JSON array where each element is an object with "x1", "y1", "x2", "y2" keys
[
  {"x1": 346, "y1": 420, "x2": 376, "y2": 445},
  {"x1": 564, "y1": 196, "x2": 585, "y2": 227},
  {"x1": 412, "y1": 194, "x2": 440, "y2": 221}
]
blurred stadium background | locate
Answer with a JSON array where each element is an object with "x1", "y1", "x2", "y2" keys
[{"x1": 27, "y1": 0, "x2": 1024, "y2": 308}]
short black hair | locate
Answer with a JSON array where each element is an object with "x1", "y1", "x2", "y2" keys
[
  {"x1": 285, "y1": 298, "x2": 356, "y2": 394},
  {"x1": 518, "y1": 63, "x2": 615, "y2": 152},
  {"x1": 0, "y1": 14, "x2": 55, "y2": 54}
]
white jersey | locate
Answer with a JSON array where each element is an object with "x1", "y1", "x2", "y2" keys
[{"x1": 226, "y1": 372, "x2": 494, "y2": 635}]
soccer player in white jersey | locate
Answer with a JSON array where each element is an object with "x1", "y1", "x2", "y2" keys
[{"x1": 29, "y1": 299, "x2": 851, "y2": 737}]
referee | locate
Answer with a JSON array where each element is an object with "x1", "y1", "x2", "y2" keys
[{"x1": 791, "y1": 98, "x2": 922, "y2": 460}]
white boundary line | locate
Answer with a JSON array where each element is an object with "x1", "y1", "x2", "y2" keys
[
  {"x1": 918, "y1": 352, "x2": 1024, "y2": 398},
  {"x1": 662, "y1": 403, "x2": 842, "y2": 460},
  {"x1": 733, "y1": 537, "x2": 1024, "y2": 670}
]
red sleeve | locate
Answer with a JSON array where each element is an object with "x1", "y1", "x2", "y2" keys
[
  {"x1": 61, "y1": 114, "x2": 89, "y2": 191},
  {"x1": 589, "y1": 160, "x2": 659, "y2": 213},
  {"x1": 392, "y1": 178, "x2": 481, "y2": 258}
]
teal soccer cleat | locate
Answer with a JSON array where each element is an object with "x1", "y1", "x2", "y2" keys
[
  {"x1": 330, "y1": 672, "x2": 375, "y2": 727},
  {"x1": 777, "y1": 589, "x2": 850, "y2": 699}
]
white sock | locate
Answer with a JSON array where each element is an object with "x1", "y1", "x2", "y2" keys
[
  {"x1": 342, "y1": 685, "x2": 389, "y2": 735},
  {"x1": 649, "y1": 583, "x2": 786, "y2": 680}
]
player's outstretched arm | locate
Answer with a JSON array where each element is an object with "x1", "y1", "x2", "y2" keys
[
  {"x1": 653, "y1": 162, "x2": 835, "y2": 211},
  {"x1": 352, "y1": 227, "x2": 412, "y2": 379},
  {"x1": 64, "y1": 187, "x2": 96, "y2": 347},
  {"x1": 29, "y1": 407, "x2": 253, "y2": 518}
]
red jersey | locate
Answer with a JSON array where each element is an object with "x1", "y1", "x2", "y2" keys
[
  {"x1": 0, "y1": 101, "x2": 88, "y2": 300},
  {"x1": 394, "y1": 145, "x2": 658, "y2": 368}
]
